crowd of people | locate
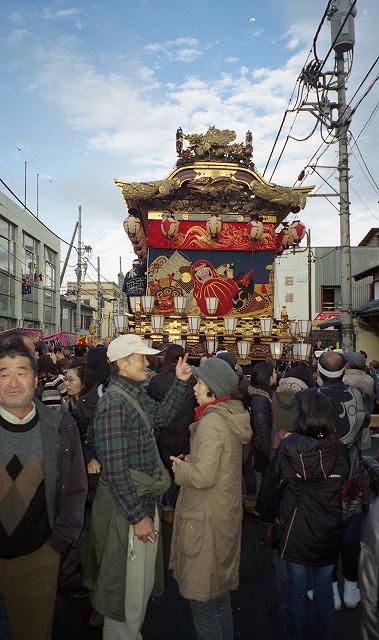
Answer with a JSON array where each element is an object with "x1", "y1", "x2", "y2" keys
[{"x1": 0, "y1": 329, "x2": 379, "y2": 640}]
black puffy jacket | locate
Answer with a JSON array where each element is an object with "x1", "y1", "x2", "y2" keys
[
  {"x1": 248, "y1": 387, "x2": 273, "y2": 473},
  {"x1": 270, "y1": 432, "x2": 349, "y2": 566},
  {"x1": 147, "y1": 371, "x2": 195, "y2": 468}
]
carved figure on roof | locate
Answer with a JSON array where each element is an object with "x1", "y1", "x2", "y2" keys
[
  {"x1": 249, "y1": 179, "x2": 308, "y2": 210},
  {"x1": 187, "y1": 177, "x2": 245, "y2": 197},
  {"x1": 121, "y1": 178, "x2": 180, "y2": 201},
  {"x1": 181, "y1": 126, "x2": 253, "y2": 165}
]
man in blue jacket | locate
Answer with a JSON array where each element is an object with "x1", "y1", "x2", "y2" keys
[{"x1": 0, "y1": 344, "x2": 87, "y2": 640}]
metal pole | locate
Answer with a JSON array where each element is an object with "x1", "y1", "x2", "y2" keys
[
  {"x1": 96, "y1": 256, "x2": 102, "y2": 343},
  {"x1": 76, "y1": 206, "x2": 82, "y2": 338},
  {"x1": 307, "y1": 229, "x2": 312, "y2": 322},
  {"x1": 336, "y1": 52, "x2": 353, "y2": 350},
  {"x1": 60, "y1": 221, "x2": 79, "y2": 287}
]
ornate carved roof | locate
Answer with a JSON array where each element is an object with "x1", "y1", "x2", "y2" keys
[{"x1": 115, "y1": 127, "x2": 313, "y2": 229}]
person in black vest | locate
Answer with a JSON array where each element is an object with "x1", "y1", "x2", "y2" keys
[{"x1": 0, "y1": 344, "x2": 87, "y2": 640}]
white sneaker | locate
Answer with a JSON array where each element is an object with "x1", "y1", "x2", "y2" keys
[
  {"x1": 333, "y1": 582, "x2": 342, "y2": 611},
  {"x1": 307, "y1": 582, "x2": 341, "y2": 611},
  {"x1": 343, "y1": 580, "x2": 361, "y2": 609}
]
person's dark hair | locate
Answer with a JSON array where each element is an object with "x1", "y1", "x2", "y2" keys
[
  {"x1": 295, "y1": 388, "x2": 339, "y2": 448},
  {"x1": 0, "y1": 329, "x2": 35, "y2": 355},
  {"x1": 318, "y1": 351, "x2": 346, "y2": 382},
  {"x1": 38, "y1": 354, "x2": 59, "y2": 379},
  {"x1": 284, "y1": 364, "x2": 315, "y2": 388},
  {"x1": 160, "y1": 344, "x2": 185, "y2": 378},
  {"x1": 34, "y1": 341, "x2": 48, "y2": 357},
  {"x1": 0, "y1": 345, "x2": 38, "y2": 375},
  {"x1": 250, "y1": 361, "x2": 275, "y2": 394},
  {"x1": 146, "y1": 354, "x2": 160, "y2": 371},
  {"x1": 74, "y1": 344, "x2": 87, "y2": 358},
  {"x1": 54, "y1": 346, "x2": 64, "y2": 355},
  {"x1": 65, "y1": 363, "x2": 97, "y2": 397}
]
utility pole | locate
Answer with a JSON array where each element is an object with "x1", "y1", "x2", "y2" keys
[
  {"x1": 96, "y1": 256, "x2": 103, "y2": 343},
  {"x1": 297, "y1": 1, "x2": 356, "y2": 349},
  {"x1": 328, "y1": 0, "x2": 357, "y2": 350},
  {"x1": 335, "y1": 51, "x2": 353, "y2": 349},
  {"x1": 75, "y1": 206, "x2": 82, "y2": 338}
]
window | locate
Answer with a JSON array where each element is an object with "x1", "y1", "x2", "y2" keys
[
  {"x1": 43, "y1": 246, "x2": 57, "y2": 333},
  {"x1": 44, "y1": 246, "x2": 56, "y2": 290},
  {"x1": 321, "y1": 286, "x2": 341, "y2": 311},
  {"x1": 0, "y1": 272, "x2": 15, "y2": 317},
  {"x1": 0, "y1": 217, "x2": 16, "y2": 274},
  {"x1": 22, "y1": 233, "x2": 39, "y2": 324}
]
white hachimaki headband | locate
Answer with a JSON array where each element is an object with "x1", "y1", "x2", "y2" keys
[{"x1": 317, "y1": 360, "x2": 345, "y2": 378}]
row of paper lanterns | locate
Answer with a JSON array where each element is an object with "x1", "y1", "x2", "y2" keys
[{"x1": 123, "y1": 212, "x2": 306, "y2": 252}]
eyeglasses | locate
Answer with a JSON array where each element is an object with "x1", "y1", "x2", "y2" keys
[{"x1": 64, "y1": 377, "x2": 78, "y2": 383}]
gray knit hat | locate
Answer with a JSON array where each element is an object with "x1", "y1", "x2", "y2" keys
[{"x1": 192, "y1": 357, "x2": 238, "y2": 399}]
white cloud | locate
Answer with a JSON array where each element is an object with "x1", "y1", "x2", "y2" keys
[
  {"x1": 144, "y1": 37, "x2": 203, "y2": 63},
  {"x1": 42, "y1": 7, "x2": 83, "y2": 20}
]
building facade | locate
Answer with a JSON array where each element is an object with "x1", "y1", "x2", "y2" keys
[
  {"x1": 274, "y1": 241, "x2": 379, "y2": 359},
  {"x1": 65, "y1": 279, "x2": 121, "y2": 341},
  {"x1": 0, "y1": 191, "x2": 61, "y2": 334}
]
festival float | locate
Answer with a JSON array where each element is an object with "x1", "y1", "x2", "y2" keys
[{"x1": 115, "y1": 127, "x2": 313, "y2": 364}]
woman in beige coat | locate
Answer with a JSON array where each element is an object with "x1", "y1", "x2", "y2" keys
[{"x1": 170, "y1": 357, "x2": 252, "y2": 640}]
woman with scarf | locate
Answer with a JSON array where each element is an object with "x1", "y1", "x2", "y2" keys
[{"x1": 169, "y1": 357, "x2": 251, "y2": 640}]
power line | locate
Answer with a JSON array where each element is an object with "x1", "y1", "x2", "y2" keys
[{"x1": 0, "y1": 177, "x2": 72, "y2": 246}]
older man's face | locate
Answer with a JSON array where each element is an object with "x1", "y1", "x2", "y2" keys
[
  {"x1": 117, "y1": 353, "x2": 149, "y2": 382},
  {"x1": 0, "y1": 355, "x2": 37, "y2": 418}
]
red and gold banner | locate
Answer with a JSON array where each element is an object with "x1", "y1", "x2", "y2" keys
[{"x1": 147, "y1": 220, "x2": 276, "y2": 251}]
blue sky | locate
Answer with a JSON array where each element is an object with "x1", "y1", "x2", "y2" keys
[{"x1": 0, "y1": 0, "x2": 378, "y2": 286}]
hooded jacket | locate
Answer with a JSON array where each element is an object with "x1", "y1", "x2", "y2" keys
[
  {"x1": 270, "y1": 432, "x2": 349, "y2": 566},
  {"x1": 272, "y1": 377, "x2": 309, "y2": 433},
  {"x1": 169, "y1": 399, "x2": 251, "y2": 601}
]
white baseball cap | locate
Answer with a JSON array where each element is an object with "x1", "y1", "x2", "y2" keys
[{"x1": 107, "y1": 334, "x2": 160, "y2": 362}]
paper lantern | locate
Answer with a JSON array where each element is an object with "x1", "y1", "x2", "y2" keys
[
  {"x1": 161, "y1": 213, "x2": 179, "y2": 241},
  {"x1": 276, "y1": 228, "x2": 294, "y2": 249},
  {"x1": 288, "y1": 220, "x2": 306, "y2": 244},
  {"x1": 246, "y1": 219, "x2": 264, "y2": 242},
  {"x1": 206, "y1": 214, "x2": 223, "y2": 240},
  {"x1": 123, "y1": 214, "x2": 143, "y2": 242}
]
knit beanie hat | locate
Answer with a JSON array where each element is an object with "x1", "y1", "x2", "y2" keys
[
  {"x1": 216, "y1": 350, "x2": 237, "y2": 371},
  {"x1": 283, "y1": 364, "x2": 315, "y2": 388},
  {"x1": 192, "y1": 357, "x2": 238, "y2": 399},
  {"x1": 86, "y1": 346, "x2": 111, "y2": 385}
]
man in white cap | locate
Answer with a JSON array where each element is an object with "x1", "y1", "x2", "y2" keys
[
  {"x1": 84, "y1": 334, "x2": 192, "y2": 640},
  {"x1": 309, "y1": 350, "x2": 369, "y2": 611}
]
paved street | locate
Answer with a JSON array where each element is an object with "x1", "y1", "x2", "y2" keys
[{"x1": 0, "y1": 510, "x2": 362, "y2": 640}]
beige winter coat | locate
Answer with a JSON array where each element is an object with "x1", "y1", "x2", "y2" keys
[{"x1": 169, "y1": 399, "x2": 252, "y2": 602}]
